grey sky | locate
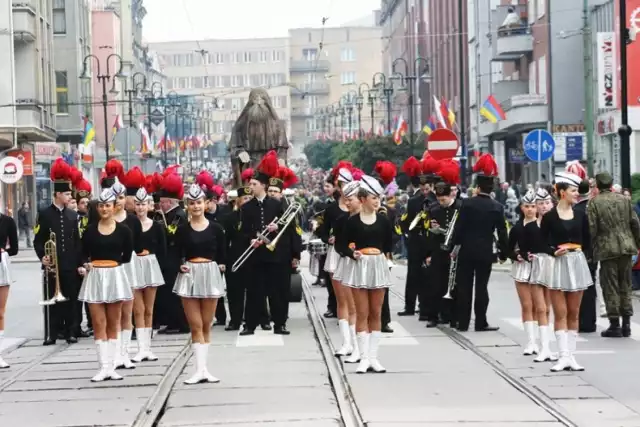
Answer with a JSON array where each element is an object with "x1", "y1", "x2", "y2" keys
[{"x1": 142, "y1": 0, "x2": 381, "y2": 42}]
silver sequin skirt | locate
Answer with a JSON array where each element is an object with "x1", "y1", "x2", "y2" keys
[
  {"x1": 340, "y1": 254, "x2": 392, "y2": 289},
  {"x1": 530, "y1": 253, "x2": 555, "y2": 287},
  {"x1": 511, "y1": 260, "x2": 532, "y2": 283},
  {"x1": 309, "y1": 255, "x2": 321, "y2": 277},
  {"x1": 333, "y1": 256, "x2": 348, "y2": 282},
  {"x1": 124, "y1": 252, "x2": 139, "y2": 289},
  {"x1": 324, "y1": 245, "x2": 340, "y2": 273},
  {"x1": 79, "y1": 265, "x2": 133, "y2": 303},
  {"x1": 173, "y1": 261, "x2": 226, "y2": 298},
  {"x1": 0, "y1": 252, "x2": 13, "y2": 287},
  {"x1": 547, "y1": 251, "x2": 593, "y2": 292},
  {"x1": 133, "y1": 254, "x2": 165, "y2": 289}
]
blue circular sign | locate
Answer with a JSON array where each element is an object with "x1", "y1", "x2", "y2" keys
[{"x1": 523, "y1": 129, "x2": 555, "y2": 162}]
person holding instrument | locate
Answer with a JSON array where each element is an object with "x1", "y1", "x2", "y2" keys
[{"x1": 78, "y1": 188, "x2": 134, "y2": 382}]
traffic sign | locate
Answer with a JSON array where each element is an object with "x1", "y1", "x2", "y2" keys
[
  {"x1": 523, "y1": 129, "x2": 555, "y2": 162},
  {"x1": 426, "y1": 128, "x2": 459, "y2": 160},
  {"x1": 0, "y1": 156, "x2": 24, "y2": 184},
  {"x1": 150, "y1": 109, "x2": 165, "y2": 126}
]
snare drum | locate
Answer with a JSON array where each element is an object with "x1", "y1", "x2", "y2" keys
[{"x1": 308, "y1": 239, "x2": 328, "y2": 256}]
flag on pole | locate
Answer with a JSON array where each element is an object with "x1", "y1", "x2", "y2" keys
[
  {"x1": 433, "y1": 96, "x2": 448, "y2": 129},
  {"x1": 393, "y1": 115, "x2": 407, "y2": 145},
  {"x1": 112, "y1": 114, "x2": 123, "y2": 139},
  {"x1": 422, "y1": 114, "x2": 437, "y2": 135},
  {"x1": 480, "y1": 95, "x2": 507, "y2": 123},
  {"x1": 440, "y1": 97, "x2": 456, "y2": 128},
  {"x1": 82, "y1": 116, "x2": 95, "y2": 147},
  {"x1": 139, "y1": 123, "x2": 150, "y2": 154}
]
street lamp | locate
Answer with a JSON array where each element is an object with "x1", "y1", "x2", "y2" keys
[
  {"x1": 328, "y1": 105, "x2": 336, "y2": 140},
  {"x1": 391, "y1": 57, "x2": 430, "y2": 144},
  {"x1": 144, "y1": 81, "x2": 164, "y2": 161},
  {"x1": 343, "y1": 92, "x2": 357, "y2": 138},
  {"x1": 121, "y1": 72, "x2": 147, "y2": 168},
  {"x1": 80, "y1": 53, "x2": 126, "y2": 162},
  {"x1": 372, "y1": 72, "x2": 394, "y2": 134},
  {"x1": 358, "y1": 82, "x2": 375, "y2": 138},
  {"x1": 163, "y1": 91, "x2": 181, "y2": 167},
  {"x1": 337, "y1": 100, "x2": 345, "y2": 139}
]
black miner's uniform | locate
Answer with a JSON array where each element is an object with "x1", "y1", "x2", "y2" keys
[
  {"x1": 205, "y1": 207, "x2": 227, "y2": 326},
  {"x1": 424, "y1": 197, "x2": 461, "y2": 327},
  {"x1": 33, "y1": 204, "x2": 82, "y2": 345},
  {"x1": 223, "y1": 206, "x2": 247, "y2": 330},
  {"x1": 154, "y1": 205, "x2": 189, "y2": 333},
  {"x1": 398, "y1": 188, "x2": 426, "y2": 315},
  {"x1": 379, "y1": 203, "x2": 397, "y2": 332},
  {"x1": 453, "y1": 193, "x2": 508, "y2": 331},
  {"x1": 574, "y1": 198, "x2": 596, "y2": 332},
  {"x1": 316, "y1": 192, "x2": 341, "y2": 317},
  {"x1": 238, "y1": 196, "x2": 284, "y2": 335}
]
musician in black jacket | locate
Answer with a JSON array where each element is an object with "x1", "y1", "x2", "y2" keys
[
  {"x1": 452, "y1": 154, "x2": 508, "y2": 332},
  {"x1": 237, "y1": 151, "x2": 286, "y2": 335}
]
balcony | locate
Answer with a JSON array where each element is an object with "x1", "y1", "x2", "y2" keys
[
  {"x1": 492, "y1": 79, "x2": 529, "y2": 103},
  {"x1": 483, "y1": 94, "x2": 548, "y2": 138},
  {"x1": 294, "y1": 83, "x2": 330, "y2": 95},
  {"x1": 290, "y1": 59, "x2": 330, "y2": 73},
  {"x1": 15, "y1": 102, "x2": 57, "y2": 142},
  {"x1": 12, "y1": 2, "x2": 37, "y2": 42},
  {"x1": 494, "y1": 26, "x2": 534, "y2": 61},
  {"x1": 291, "y1": 107, "x2": 315, "y2": 118}
]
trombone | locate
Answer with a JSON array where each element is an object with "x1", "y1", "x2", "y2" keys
[
  {"x1": 231, "y1": 201, "x2": 302, "y2": 272},
  {"x1": 40, "y1": 231, "x2": 68, "y2": 306},
  {"x1": 443, "y1": 244, "x2": 461, "y2": 300},
  {"x1": 441, "y1": 209, "x2": 459, "y2": 252}
]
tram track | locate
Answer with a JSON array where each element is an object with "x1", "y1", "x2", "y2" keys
[{"x1": 0, "y1": 341, "x2": 69, "y2": 392}]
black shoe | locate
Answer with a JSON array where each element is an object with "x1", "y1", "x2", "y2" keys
[
  {"x1": 475, "y1": 325, "x2": 499, "y2": 332},
  {"x1": 261, "y1": 323, "x2": 272, "y2": 331},
  {"x1": 622, "y1": 316, "x2": 631, "y2": 337},
  {"x1": 323, "y1": 310, "x2": 337, "y2": 318},
  {"x1": 418, "y1": 315, "x2": 429, "y2": 321},
  {"x1": 76, "y1": 330, "x2": 91, "y2": 338},
  {"x1": 601, "y1": 317, "x2": 623, "y2": 337},
  {"x1": 397, "y1": 310, "x2": 415, "y2": 316},
  {"x1": 214, "y1": 319, "x2": 226, "y2": 326},
  {"x1": 449, "y1": 321, "x2": 458, "y2": 329},
  {"x1": 66, "y1": 336, "x2": 78, "y2": 344},
  {"x1": 239, "y1": 327, "x2": 255, "y2": 336},
  {"x1": 274, "y1": 326, "x2": 290, "y2": 335},
  {"x1": 56, "y1": 332, "x2": 65, "y2": 340},
  {"x1": 381, "y1": 324, "x2": 394, "y2": 333},
  {"x1": 156, "y1": 326, "x2": 169, "y2": 334},
  {"x1": 457, "y1": 325, "x2": 469, "y2": 332},
  {"x1": 43, "y1": 338, "x2": 56, "y2": 346},
  {"x1": 426, "y1": 320, "x2": 438, "y2": 328},
  {"x1": 225, "y1": 323, "x2": 241, "y2": 331}
]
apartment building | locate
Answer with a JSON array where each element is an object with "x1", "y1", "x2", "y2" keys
[
  {"x1": 0, "y1": 0, "x2": 57, "y2": 148},
  {"x1": 149, "y1": 37, "x2": 291, "y2": 153},
  {"x1": 53, "y1": 0, "x2": 93, "y2": 146},
  {"x1": 288, "y1": 26, "x2": 383, "y2": 147}
]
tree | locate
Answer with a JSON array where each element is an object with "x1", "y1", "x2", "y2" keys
[{"x1": 303, "y1": 141, "x2": 336, "y2": 170}]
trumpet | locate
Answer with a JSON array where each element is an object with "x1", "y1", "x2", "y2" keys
[
  {"x1": 408, "y1": 209, "x2": 427, "y2": 231},
  {"x1": 441, "y1": 209, "x2": 459, "y2": 252},
  {"x1": 231, "y1": 201, "x2": 302, "y2": 272},
  {"x1": 40, "y1": 231, "x2": 68, "y2": 306},
  {"x1": 443, "y1": 245, "x2": 461, "y2": 300}
]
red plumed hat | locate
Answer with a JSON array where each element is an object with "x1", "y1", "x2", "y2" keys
[
  {"x1": 473, "y1": 153, "x2": 498, "y2": 177},
  {"x1": 74, "y1": 178, "x2": 92, "y2": 201},
  {"x1": 102, "y1": 159, "x2": 124, "y2": 189},
  {"x1": 162, "y1": 165, "x2": 180, "y2": 177},
  {"x1": 375, "y1": 161, "x2": 397, "y2": 186},
  {"x1": 211, "y1": 185, "x2": 224, "y2": 199},
  {"x1": 421, "y1": 153, "x2": 440, "y2": 176},
  {"x1": 329, "y1": 160, "x2": 353, "y2": 184},
  {"x1": 50, "y1": 158, "x2": 73, "y2": 193},
  {"x1": 351, "y1": 168, "x2": 364, "y2": 181},
  {"x1": 195, "y1": 170, "x2": 214, "y2": 191},
  {"x1": 122, "y1": 166, "x2": 146, "y2": 195},
  {"x1": 270, "y1": 166, "x2": 298, "y2": 190},
  {"x1": 160, "y1": 173, "x2": 184, "y2": 200},
  {"x1": 565, "y1": 160, "x2": 587, "y2": 180},
  {"x1": 401, "y1": 157, "x2": 421, "y2": 177},
  {"x1": 241, "y1": 168, "x2": 254, "y2": 184},
  {"x1": 438, "y1": 159, "x2": 461, "y2": 185},
  {"x1": 69, "y1": 167, "x2": 83, "y2": 187},
  {"x1": 254, "y1": 150, "x2": 280, "y2": 184}
]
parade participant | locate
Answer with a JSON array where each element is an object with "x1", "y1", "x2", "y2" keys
[
  {"x1": 397, "y1": 156, "x2": 427, "y2": 316},
  {"x1": 73, "y1": 173, "x2": 92, "y2": 338},
  {"x1": 131, "y1": 184, "x2": 166, "y2": 363},
  {"x1": 34, "y1": 159, "x2": 82, "y2": 345},
  {"x1": 541, "y1": 171, "x2": 592, "y2": 372},
  {"x1": 223, "y1": 177, "x2": 253, "y2": 331},
  {"x1": 507, "y1": 190, "x2": 538, "y2": 354},
  {"x1": 113, "y1": 166, "x2": 145, "y2": 369},
  {"x1": 317, "y1": 161, "x2": 353, "y2": 351},
  {"x1": 320, "y1": 178, "x2": 337, "y2": 318},
  {"x1": 588, "y1": 171, "x2": 640, "y2": 338},
  {"x1": 333, "y1": 179, "x2": 362, "y2": 363},
  {"x1": 78, "y1": 188, "x2": 134, "y2": 382},
  {"x1": 424, "y1": 160, "x2": 461, "y2": 328},
  {"x1": 339, "y1": 175, "x2": 393, "y2": 374},
  {"x1": 527, "y1": 187, "x2": 557, "y2": 362},
  {"x1": 87, "y1": 160, "x2": 125, "y2": 224},
  {"x1": 155, "y1": 171, "x2": 189, "y2": 334},
  {"x1": 0, "y1": 197, "x2": 19, "y2": 368},
  {"x1": 453, "y1": 154, "x2": 508, "y2": 332},
  {"x1": 173, "y1": 183, "x2": 226, "y2": 384},
  {"x1": 238, "y1": 151, "x2": 285, "y2": 336}
]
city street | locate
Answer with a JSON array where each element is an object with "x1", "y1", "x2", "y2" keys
[{"x1": 1, "y1": 255, "x2": 640, "y2": 426}]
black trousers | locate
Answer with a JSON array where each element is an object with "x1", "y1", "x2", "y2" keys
[
  {"x1": 321, "y1": 254, "x2": 337, "y2": 313},
  {"x1": 579, "y1": 264, "x2": 597, "y2": 332},
  {"x1": 155, "y1": 268, "x2": 188, "y2": 331},
  {"x1": 403, "y1": 257, "x2": 424, "y2": 313},
  {"x1": 42, "y1": 269, "x2": 80, "y2": 340},
  {"x1": 425, "y1": 258, "x2": 451, "y2": 321},
  {"x1": 245, "y1": 263, "x2": 290, "y2": 329},
  {"x1": 455, "y1": 255, "x2": 493, "y2": 329},
  {"x1": 85, "y1": 302, "x2": 93, "y2": 329},
  {"x1": 382, "y1": 288, "x2": 391, "y2": 325},
  {"x1": 215, "y1": 297, "x2": 227, "y2": 323},
  {"x1": 226, "y1": 269, "x2": 248, "y2": 326}
]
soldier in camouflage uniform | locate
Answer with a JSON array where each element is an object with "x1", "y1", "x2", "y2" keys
[{"x1": 587, "y1": 172, "x2": 640, "y2": 338}]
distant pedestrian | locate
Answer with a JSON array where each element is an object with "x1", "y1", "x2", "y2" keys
[{"x1": 17, "y1": 202, "x2": 32, "y2": 248}]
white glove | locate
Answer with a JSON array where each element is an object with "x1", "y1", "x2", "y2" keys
[{"x1": 238, "y1": 151, "x2": 250, "y2": 164}]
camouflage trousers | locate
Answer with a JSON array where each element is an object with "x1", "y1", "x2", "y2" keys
[{"x1": 599, "y1": 255, "x2": 634, "y2": 317}]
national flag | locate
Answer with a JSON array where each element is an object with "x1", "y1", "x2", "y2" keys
[
  {"x1": 393, "y1": 115, "x2": 407, "y2": 145},
  {"x1": 433, "y1": 96, "x2": 448, "y2": 129},
  {"x1": 440, "y1": 97, "x2": 456, "y2": 128},
  {"x1": 422, "y1": 114, "x2": 437, "y2": 135},
  {"x1": 112, "y1": 114, "x2": 123, "y2": 139},
  {"x1": 139, "y1": 123, "x2": 150, "y2": 154},
  {"x1": 82, "y1": 116, "x2": 95, "y2": 147},
  {"x1": 480, "y1": 95, "x2": 507, "y2": 123}
]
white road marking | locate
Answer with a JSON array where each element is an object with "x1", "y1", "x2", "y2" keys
[
  {"x1": 573, "y1": 350, "x2": 615, "y2": 355},
  {"x1": 502, "y1": 318, "x2": 588, "y2": 342},
  {"x1": 379, "y1": 321, "x2": 419, "y2": 346},
  {"x1": 596, "y1": 318, "x2": 640, "y2": 341},
  {"x1": 235, "y1": 329, "x2": 284, "y2": 347}
]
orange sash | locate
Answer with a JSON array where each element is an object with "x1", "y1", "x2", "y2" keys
[
  {"x1": 137, "y1": 250, "x2": 150, "y2": 256},
  {"x1": 91, "y1": 260, "x2": 118, "y2": 268},
  {"x1": 558, "y1": 243, "x2": 581, "y2": 251},
  {"x1": 188, "y1": 257, "x2": 212, "y2": 263},
  {"x1": 360, "y1": 248, "x2": 382, "y2": 256}
]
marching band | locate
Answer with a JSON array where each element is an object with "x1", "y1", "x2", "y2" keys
[{"x1": 0, "y1": 147, "x2": 634, "y2": 382}]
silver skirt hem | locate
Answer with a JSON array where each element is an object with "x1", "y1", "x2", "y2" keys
[
  {"x1": 173, "y1": 261, "x2": 226, "y2": 298},
  {"x1": 511, "y1": 260, "x2": 532, "y2": 283},
  {"x1": 546, "y1": 251, "x2": 592, "y2": 292},
  {"x1": 124, "y1": 252, "x2": 139, "y2": 289},
  {"x1": 324, "y1": 245, "x2": 340, "y2": 273},
  {"x1": 340, "y1": 254, "x2": 392, "y2": 289},
  {"x1": 79, "y1": 265, "x2": 133, "y2": 303},
  {"x1": 133, "y1": 254, "x2": 165, "y2": 289},
  {"x1": 0, "y1": 252, "x2": 12, "y2": 286},
  {"x1": 333, "y1": 256, "x2": 348, "y2": 282},
  {"x1": 530, "y1": 253, "x2": 555, "y2": 287}
]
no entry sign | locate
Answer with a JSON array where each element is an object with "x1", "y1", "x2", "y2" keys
[{"x1": 426, "y1": 128, "x2": 459, "y2": 160}]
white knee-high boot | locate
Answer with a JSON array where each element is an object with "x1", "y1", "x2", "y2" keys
[
  {"x1": 144, "y1": 328, "x2": 158, "y2": 361},
  {"x1": 567, "y1": 330, "x2": 585, "y2": 371},
  {"x1": 200, "y1": 343, "x2": 220, "y2": 383},
  {"x1": 120, "y1": 329, "x2": 136, "y2": 369},
  {"x1": 344, "y1": 325, "x2": 360, "y2": 363},
  {"x1": 107, "y1": 339, "x2": 123, "y2": 380},
  {"x1": 91, "y1": 340, "x2": 109, "y2": 382},
  {"x1": 0, "y1": 331, "x2": 9, "y2": 369},
  {"x1": 368, "y1": 331, "x2": 386, "y2": 373},
  {"x1": 550, "y1": 330, "x2": 571, "y2": 372},
  {"x1": 534, "y1": 325, "x2": 558, "y2": 362},
  {"x1": 184, "y1": 343, "x2": 205, "y2": 385},
  {"x1": 355, "y1": 332, "x2": 371, "y2": 374},
  {"x1": 132, "y1": 328, "x2": 146, "y2": 363},
  {"x1": 114, "y1": 331, "x2": 123, "y2": 368},
  {"x1": 523, "y1": 321, "x2": 539, "y2": 355},
  {"x1": 335, "y1": 319, "x2": 353, "y2": 356}
]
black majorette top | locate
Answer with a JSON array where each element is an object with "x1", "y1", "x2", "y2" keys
[
  {"x1": 333, "y1": 211, "x2": 353, "y2": 257},
  {"x1": 81, "y1": 222, "x2": 133, "y2": 264},
  {"x1": 317, "y1": 201, "x2": 349, "y2": 245},
  {"x1": 176, "y1": 221, "x2": 226, "y2": 265},
  {"x1": 523, "y1": 220, "x2": 550, "y2": 256},
  {"x1": 0, "y1": 214, "x2": 18, "y2": 256},
  {"x1": 339, "y1": 213, "x2": 393, "y2": 260},
  {"x1": 117, "y1": 213, "x2": 144, "y2": 255},
  {"x1": 138, "y1": 221, "x2": 167, "y2": 259},
  {"x1": 539, "y1": 207, "x2": 590, "y2": 255},
  {"x1": 507, "y1": 220, "x2": 529, "y2": 261}
]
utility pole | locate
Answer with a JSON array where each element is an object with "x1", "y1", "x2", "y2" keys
[
  {"x1": 583, "y1": 0, "x2": 595, "y2": 176},
  {"x1": 458, "y1": 0, "x2": 467, "y2": 184},
  {"x1": 619, "y1": 0, "x2": 632, "y2": 189}
]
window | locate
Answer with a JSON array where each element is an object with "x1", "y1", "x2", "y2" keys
[
  {"x1": 53, "y1": 0, "x2": 66, "y2": 34},
  {"x1": 215, "y1": 53, "x2": 224, "y2": 64},
  {"x1": 259, "y1": 51, "x2": 268, "y2": 63},
  {"x1": 538, "y1": 55, "x2": 547, "y2": 96},
  {"x1": 203, "y1": 53, "x2": 211, "y2": 65},
  {"x1": 214, "y1": 76, "x2": 224, "y2": 88},
  {"x1": 272, "y1": 50, "x2": 283, "y2": 62},
  {"x1": 243, "y1": 52, "x2": 252, "y2": 63},
  {"x1": 340, "y1": 71, "x2": 356, "y2": 85},
  {"x1": 303, "y1": 48, "x2": 318, "y2": 61},
  {"x1": 528, "y1": 0, "x2": 536, "y2": 24},
  {"x1": 185, "y1": 54, "x2": 194, "y2": 66},
  {"x1": 243, "y1": 75, "x2": 251, "y2": 86},
  {"x1": 231, "y1": 53, "x2": 239, "y2": 64},
  {"x1": 528, "y1": 60, "x2": 537, "y2": 94},
  {"x1": 273, "y1": 96, "x2": 282, "y2": 108},
  {"x1": 305, "y1": 73, "x2": 317, "y2": 83},
  {"x1": 203, "y1": 76, "x2": 210, "y2": 88},
  {"x1": 231, "y1": 99, "x2": 241, "y2": 110},
  {"x1": 55, "y1": 71, "x2": 68, "y2": 114},
  {"x1": 259, "y1": 73, "x2": 269, "y2": 86},
  {"x1": 270, "y1": 73, "x2": 284, "y2": 86},
  {"x1": 214, "y1": 122, "x2": 224, "y2": 133},
  {"x1": 340, "y1": 48, "x2": 355, "y2": 62},
  {"x1": 537, "y1": 0, "x2": 545, "y2": 19},
  {"x1": 307, "y1": 95, "x2": 318, "y2": 109},
  {"x1": 231, "y1": 75, "x2": 240, "y2": 87}
]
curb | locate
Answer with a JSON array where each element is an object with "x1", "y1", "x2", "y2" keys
[{"x1": 12, "y1": 259, "x2": 40, "y2": 264}]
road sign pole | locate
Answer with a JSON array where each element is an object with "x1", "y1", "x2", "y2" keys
[{"x1": 537, "y1": 130, "x2": 542, "y2": 183}]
